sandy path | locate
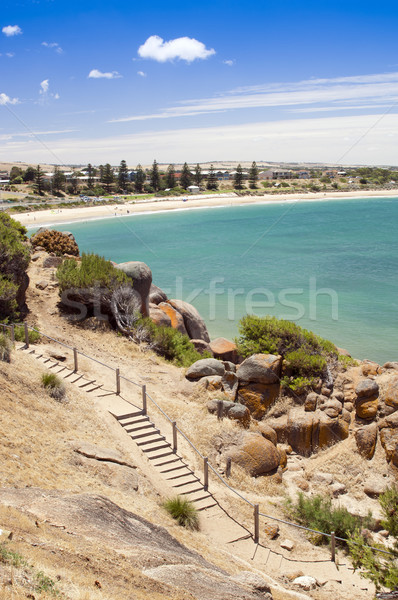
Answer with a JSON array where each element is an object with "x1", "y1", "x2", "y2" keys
[{"x1": 14, "y1": 188, "x2": 398, "y2": 229}]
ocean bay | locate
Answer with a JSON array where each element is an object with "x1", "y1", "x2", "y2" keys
[{"x1": 45, "y1": 196, "x2": 398, "y2": 364}]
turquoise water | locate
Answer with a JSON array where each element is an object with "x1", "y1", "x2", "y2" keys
[{"x1": 34, "y1": 197, "x2": 398, "y2": 364}]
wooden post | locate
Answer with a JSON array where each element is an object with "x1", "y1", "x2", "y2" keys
[
  {"x1": 10, "y1": 324, "x2": 15, "y2": 344},
  {"x1": 217, "y1": 399, "x2": 223, "y2": 420},
  {"x1": 254, "y1": 504, "x2": 260, "y2": 544},
  {"x1": 142, "y1": 384, "x2": 147, "y2": 415},
  {"x1": 331, "y1": 531, "x2": 336, "y2": 562},
  {"x1": 116, "y1": 368, "x2": 121, "y2": 395},
  {"x1": 24, "y1": 322, "x2": 29, "y2": 348},
  {"x1": 226, "y1": 457, "x2": 232, "y2": 478},
  {"x1": 204, "y1": 457, "x2": 209, "y2": 491},
  {"x1": 73, "y1": 348, "x2": 78, "y2": 373},
  {"x1": 172, "y1": 421, "x2": 177, "y2": 453}
]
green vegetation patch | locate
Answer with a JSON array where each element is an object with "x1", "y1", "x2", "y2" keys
[
  {"x1": 13, "y1": 324, "x2": 41, "y2": 344},
  {"x1": 163, "y1": 496, "x2": 200, "y2": 530},
  {"x1": 41, "y1": 372, "x2": 66, "y2": 401},
  {"x1": 0, "y1": 333, "x2": 12, "y2": 362},
  {"x1": 0, "y1": 213, "x2": 30, "y2": 321},
  {"x1": 286, "y1": 492, "x2": 374, "y2": 546},
  {"x1": 57, "y1": 252, "x2": 128, "y2": 293}
]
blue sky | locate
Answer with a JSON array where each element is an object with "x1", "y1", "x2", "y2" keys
[{"x1": 1, "y1": 0, "x2": 398, "y2": 166}]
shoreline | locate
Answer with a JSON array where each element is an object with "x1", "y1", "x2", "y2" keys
[{"x1": 13, "y1": 188, "x2": 398, "y2": 229}]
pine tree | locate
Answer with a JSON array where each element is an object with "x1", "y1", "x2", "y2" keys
[
  {"x1": 99, "y1": 165, "x2": 105, "y2": 183},
  {"x1": 194, "y1": 164, "x2": 203, "y2": 186},
  {"x1": 165, "y1": 164, "x2": 176, "y2": 189},
  {"x1": 206, "y1": 164, "x2": 218, "y2": 190},
  {"x1": 249, "y1": 161, "x2": 259, "y2": 189},
  {"x1": 52, "y1": 166, "x2": 66, "y2": 193},
  {"x1": 23, "y1": 166, "x2": 36, "y2": 182},
  {"x1": 134, "y1": 164, "x2": 146, "y2": 193},
  {"x1": 33, "y1": 165, "x2": 45, "y2": 195},
  {"x1": 150, "y1": 159, "x2": 160, "y2": 191},
  {"x1": 118, "y1": 159, "x2": 129, "y2": 192},
  {"x1": 103, "y1": 164, "x2": 114, "y2": 193},
  {"x1": 180, "y1": 162, "x2": 192, "y2": 190},
  {"x1": 234, "y1": 164, "x2": 244, "y2": 189},
  {"x1": 87, "y1": 163, "x2": 94, "y2": 190}
]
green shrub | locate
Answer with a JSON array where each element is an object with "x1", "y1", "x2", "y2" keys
[
  {"x1": 13, "y1": 324, "x2": 41, "y2": 344},
  {"x1": 35, "y1": 571, "x2": 60, "y2": 596},
  {"x1": 0, "y1": 213, "x2": 30, "y2": 320},
  {"x1": 41, "y1": 372, "x2": 66, "y2": 401},
  {"x1": 0, "y1": 542, "x2": 26, "y2": 568},
  {"x1": 286, "y1": 492, "x2": 374, "y2": 546},
  {"x1": 284, "y1": 348, "x2": 326, "y2": 378},
  {"x1": 57, "y1": 253, "x2": 128, "y2": 293},
  {"x1": 138, "y1": 318, "x2": 211, "y2": 367},
  {"x1": 31, "y1": 229, "x2": 79, "y2": 256},
  {"x1": 338, "y1": 354, "x2": 358, "y2": 369},
  {"x1": 0, "y1": 333, "x2": 12, "y2": 362},
  {"x1": 163, "y1": 496, "x2": 200, "y2": 530},
  {"x1": 348, "y1": 486, "x2": 398, "y2": 591},
  {"x1": 281, "y1": 376, "x2": 316, "y2": 394}
]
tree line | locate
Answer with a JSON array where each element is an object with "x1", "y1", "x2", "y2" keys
[{"x1": 7, "y1": 160, "x2": 259, "y2": 196}]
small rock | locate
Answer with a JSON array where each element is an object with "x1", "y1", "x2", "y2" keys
[
  {"x1": 264, "y1": 522, "x2": 279, "y2": 539},
  {"x1": 364, "y1": 480, "x2": 386, "y2": 498},
  {"x1": 321, "y1": 387, "x2": 331, "y2": 397},
  {"x1": 43, "y1": 255, "x2": 63, "y2": 268},
  {"x1": 330, "y1": 482, "x2": 346, "y2": 497},
  {"x1": 356, "y1": 379, "x2": 379, "y2": 398},
  {"x1": 294, "y1": 476, "x2": 310, "y2": 491},
  {"x1": 286, "y1": 570, "x2": 304, "y2": 581},
  {"x1": 384, "y1": 362, "x2": 398, "y2": 371},
  {"x1": 36, "y1": 280, "x2": 48, "y2": 290},
  {"x1": 379, "y1": 530, "x2": 389, "y2": 538},
  {"x1": 293, "y1": 576, "x2": 317, "y2": 591},
  {"x1": 231, "y1": 571, "x2": 271, "y2": 594},
  {"x1": 186, "y1": 358, "x2": 225, "y2": 380},
  {"x1": 304, "y1": 392, "x2": 318, "y2": 412},
  {"x1": 311, "y1": 471, "x2": 333, "y2": 485},
  {"x1": 280, "y1": 539, "x2": 294, "y2": 551}
]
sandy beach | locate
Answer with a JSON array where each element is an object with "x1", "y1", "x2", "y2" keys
[{"x1": 14, "y1": 188, "x2": 398, "y2": 228}]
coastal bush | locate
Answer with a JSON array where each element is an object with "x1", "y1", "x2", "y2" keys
[
  {"x1": 41, "y1": 372, "x2": 66, "y2": 401},
  {"x1": 236, "y1": 315, "x2": 336, "y2": 392},
  {"x1": 0, "y1": 333, "x2": 12, "y2": 362},
  {"x1": 31, "y1": 229, "x2": 79, "y2": 256},
  {"x1": 0, "y1": 213, "x2": 30, "y2": 321},
  {"x1": 136, "y1": 317, "x2": 210, "y2": 367},
  {"x1": 286, "y1": 492, "x2": 374, "y2": 546},
  {"x1": 163, "y1": 496, "x2": 200, "y2": 530},
  {"x1": 57, "y1": 253, "x2": 128, "y2": 293}
]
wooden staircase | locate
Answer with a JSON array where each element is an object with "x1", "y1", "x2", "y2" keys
[{"x1": 116, "y1": 410, "x2": 218, "y2": 511}]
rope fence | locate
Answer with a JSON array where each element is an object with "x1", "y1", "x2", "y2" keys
[{"x1": 6, "y1": 322, "x2": 396, "y2": 562}]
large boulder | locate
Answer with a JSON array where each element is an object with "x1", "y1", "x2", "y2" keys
[
  {"x1": 186, "y1": 358, "x2": 225, "y2": 380},
  {"x1": 115, "y1": 261, "x2": 152, "y2": 317},
  {"x1": 287, "y1": 410, "x2": 314, "y2": 457},
  {"x1": 380, "y1": 375, "x2": 398, "y2": 410},
  {"x1": 149, "y1": 284, "x2": 168, "y2": 305},
  {"x1": 190, "y1": 339, "x2": 213, "y2": 355},
  {"x1": 237, "y1": 354, "x2": 281, "y2": 385},
  {"x1": 356, "y1": 379, "x2": 379, "y2": 398},
  {"x1": 355, "y1": 378, "x2": 379, "y2": 420},
  {"x1": 226, "y1": 432, "x2": 280, "y2": 476},
  {"x1": 313, "y1": 410, "x2": 349, "y2": 450},
  {"x1": 209, "y1": 338, "x2": 238, "y2": 363},
  {"x1": 238, "y1": 383, "x2": 279, "y2": 420},
  {"x1": 168, "y1": 299, "x2": 210, "y2": 342},
  {"x1": 221, "y1": 371, "x2": 239, "y2": 401},
  {"x1": 355, "y1": 423, "x2": 377, "y2": 459},
  {"x1": 157, "y1": 302, "x2": 188, "y2": 335},
  {"x1": 149, "y1": 305, "x2": 172, "y2": 328},
  {"x1": 380, "y1": 428, "x2": 398, "y2": 467}
]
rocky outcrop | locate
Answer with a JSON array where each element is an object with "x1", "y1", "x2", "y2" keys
[
  {"x1": 186, "y1": 358, "x2": 225, "y2": 380},
  {"x1": 237, "y1": 354, "x2": 281, "y2": 385},
  {"x1": 157, "y1": 302, "x2": 188, "y2": 335},
  {"x1": 149, "y1": 305, "x2": 172, "y2": 328},
  {"x1": 209, "y1": 338, "x2": 238, "y2": 363},
  {"x1": 207, "y1": 399, "x2": 250, "y2": 426},
  {"x1": 238, "y1": 383, "x2": 279, "y2": 420},
  {"x1": 355, "y1": 379, "x2": 379, "y2": 420},
  {"x1": 355, "y1": 423, "x2": 377, "y2": 459},
  {"x1": 149, "y1": 284, "x2": 168, "y2": 305},
  {"x1": 225, "y1": 432, "x2": 280, "y2": 476},
  {"x1": 116, "y1": 261, "x2": 152, "y2": 317},
  {"x1": 168, "y1": 299, "x2": 210, "y2": 342}
]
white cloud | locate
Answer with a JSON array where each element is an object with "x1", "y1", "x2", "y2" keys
[
  {"x1": 0, "y1": 93, "x2": 19, "y2": 105},
  {"x1": 2, "y1": 113, "x2": 398, "y2": 166},
  {"x1": 223, "y1": 59, "x2": 235, "y2": 66},
  {"x1": 2, "y1": 25, "x2": 22, "y2": 37},
  {"x1": 88, "y1": 69, "x2": 122, "y2": 79},
  {"x1": 40, "y1": 79, "x2": 49, "y2": 94},
  {"x1": 138, "y1": 35, "x2": 215, "y2": 63},
  {"x1": 109, "y1": 71, "x2": 398, "y2": 123},
  {"x1": 137, "y1": 70, "x2": 147, "y2": 77},
  {"x1": 6, "y1": 52, "x2": 14, "y2": 58},
  {"x1": 42, "y1": 41, "x2": 64, "y2": 54}
]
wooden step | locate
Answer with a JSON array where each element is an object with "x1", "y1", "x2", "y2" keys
[
  {"x1": 197, "y1": 503, "x2": 218, "y2": 511},
  {"x1": 130, "y1": 429, "x2": 159, "y2": 440},
  {"x1": 190, "y1": 494, "x2": 213, "y2": 503},
  {"x1": 125, "y1": 422, "x2": 152, "y2": 433},
  {"x1": 158, "y1": 460, "x2": 185, "y2": 471},
  {"x1": 149, "y1": 450, "x2": 174, "y2": 460},
  {"x1": 142, "y1": 443, "x2": 170, "y2": 453},
  {"x1": 117, "y1": 411, "x2": 143, "y2": 421},
  {"x1": 137, "y1": 435, "x2": 165, "y2": 447},
  {"x1": 180, "y1": 487, "x2": 204, "y2": 496},
  {"x1": 173, "y1": 478, "x2": 199, "y2": 489},
  {"x1": 166, "y1": 470, "x2": 195, "y2": 481},
  {"x1": 123, "y1": 417, "x2": 150, "y2": 428}
]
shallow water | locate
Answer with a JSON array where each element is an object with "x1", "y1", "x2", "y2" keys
[{"x1": 35, "y1": 196, "x2": 398, "y2": 364}]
